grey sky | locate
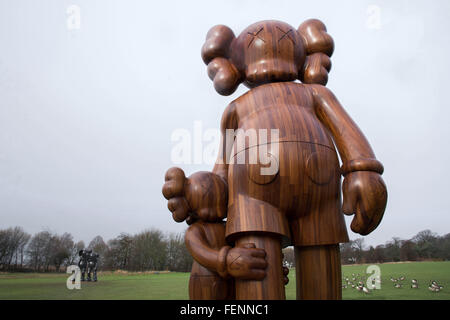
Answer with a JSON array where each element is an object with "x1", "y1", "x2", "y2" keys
[{"x1": 1, "y1": 0, "x2": 449, "y2": 247}]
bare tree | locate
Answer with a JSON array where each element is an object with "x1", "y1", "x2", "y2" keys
[
  {"x1": 412, "y1": 230, "x2": 439, "y2": 259},
  {"x1": 0, "y1": 229, "x2": 12, "y2": 269},
  {"x1": 88, "y1": 236, "x2": 108, "y2": 255},
  {"x1": 352, "y1": 238, "x2": 365, "y2": 263},
  {"x1": 129, "y1": 229, "x2": 167, "y2": 271},
  {"x1": 88, "y1": 236, "x2": 108, "y2": 269},
  {"x1": 27, "y1": 231, "x2": 52, "y2": 271},
  {"x1": 68, "y1": 240, "x2": 85, "y2": 265},
  {"x1": 105, "y1": 233, "x2": 133, "y2": 270},
  {"x1": 282, "y1": 247, "x2": 294, "y2": 268},
  {"x1": 374, "y1": 245, "x2": 385, "y2": 263},
  {"x1": 400, "y1": 240, "x2": 417, "y2": 261},
  {"x1": 166, "y1": 232, "x2": 192, "y2": 272},
  {"x1": 51, "y1": 233, "x2": 74, "y2": 272},
  {"x1": 0, "y1": 227, "x2": 31, "y2": 270}
]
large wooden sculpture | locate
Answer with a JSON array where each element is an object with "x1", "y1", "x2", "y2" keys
[{"x1": 163, "y1": 19, "x2": 387, "y2": 300}]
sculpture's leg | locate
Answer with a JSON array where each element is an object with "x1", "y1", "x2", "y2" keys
[
  {"x1": 87, "y1": 267, "x2": 92, "y2": 281},
  {"x1": 93, "y1": 267, "x2": 97, "y2": 282},
  {"x1": 294, "y1": 244, "x2": 342, "y2": 300},
  {"x1": 235, "y1": 234, "x2": 285, "y2": 300}
]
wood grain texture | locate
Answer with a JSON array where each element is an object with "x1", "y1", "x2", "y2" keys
[
  {"x1": 186, "y1": 222, "x2": 235, "y2": 300},
  {"x1": 185, "y1": 222, "x2": 228, "y2": 272},
  {"x1": 295, "y1": 244, "x2": 342, "y2": 300},
  {"x1": 163, "y1": 19, "x2": 387, "y2": 300},
  {"x1": 235, "y1": 234, "x2": 285, "y2": 300},
  {"x1": 221, "y1": 82, "x2": 350, "y2": 247},
  {"x1": 163, "y1": 169, "x2": 228, "y2": 224}
]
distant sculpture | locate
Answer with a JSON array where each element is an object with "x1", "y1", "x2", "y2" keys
[
  {"x1": 78, "y1": 249, "x2": 88, "y2": 281},
  {"x1": 163, "y1": 19, "x2": 387, "y2": 300},
  {"x1": 87, "y1": 252, "x2": 99, "y2": 282},
  {"x1": 78, "y1": 249, "x2": 99, "y2": 282}
]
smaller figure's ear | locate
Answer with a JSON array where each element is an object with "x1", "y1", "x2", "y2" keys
[
  {"x1": 201, "y1": 25, "x2": 243, "y2": 95},
  {"x1": 298, "y1": 19, "x2": 334, "y2": 85}
]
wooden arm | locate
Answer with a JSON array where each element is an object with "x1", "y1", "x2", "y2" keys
[
  {"x1": 310, "y1": 84, "x2": 381, "y2": 172},
  {"x1": 185, "y1": 223, "x2": 222, "y2": 273}
]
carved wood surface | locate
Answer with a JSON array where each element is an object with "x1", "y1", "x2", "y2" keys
[{"x1": 163, "y1": 19, "x2": 387, "y2": 300}]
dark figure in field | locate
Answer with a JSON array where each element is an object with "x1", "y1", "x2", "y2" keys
[
  {"x1": 87, "y1": 252, "x2": 99, "y2": 282},
  {"x1": 78, "y1": 249, "x2": 89, "y2": 281}
]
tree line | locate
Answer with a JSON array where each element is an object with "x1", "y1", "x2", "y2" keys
[
  {"x1": 0, "y1": 227, "x2": 192, "y2": 272},
  {"x1": 339, "y1": 230, "x2": 450, "y2": 264},
  {"x1": 1, "y1": 227, "x2": 448, "y2": 272},
  {"x1": 283, "y1": 229, "x2": 450, "y2": 267}
]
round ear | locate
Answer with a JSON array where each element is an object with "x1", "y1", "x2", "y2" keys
[
  {"x1": 298, "y1": 19, "x2": 334, "y2": 85},
  {"x1": 301, "y1": 52, "x2": 331, "y2": 85},
  {"x1": 201, "y1": 25, "x2": 243, "y2": 95},
  {"x1": 207, "y1": 57, "x2": 241, "y2": 96}
]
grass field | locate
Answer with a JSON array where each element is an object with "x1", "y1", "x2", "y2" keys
[{"x1": 0, "y1": 261, "x2": 449, "y2": 300}]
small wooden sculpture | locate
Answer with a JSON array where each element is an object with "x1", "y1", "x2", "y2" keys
[
  {"x1": 163, "y1": 168, "x2": 273, "y2": 299},
  {"x1": 163, "y1": 19, "x2": 387, "y2": 300}
]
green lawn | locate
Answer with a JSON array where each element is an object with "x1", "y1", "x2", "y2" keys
[{"x1": 0, "y1": 261, "x2": 449, "y2": 300}]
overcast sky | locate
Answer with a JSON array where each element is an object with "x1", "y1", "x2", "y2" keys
[{"x1": 1, "y1": 0, "x2": 449, "y2": 248}]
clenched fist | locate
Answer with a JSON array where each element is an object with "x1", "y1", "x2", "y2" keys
[{"x1": 342, "y1": 171, "x2": 388, "y2": 235}]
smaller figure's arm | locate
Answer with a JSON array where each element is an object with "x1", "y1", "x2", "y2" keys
[
  {"x1": 212, "y1": 102, "x2": 238, "y2": 182},
  {"x1": 185, "y1": 223, "x2": 222, "y2": 272},
  {"x1": 311, "y1": 85, "x2": 387, "y2": 236},
  {"x1": 185, "y1": 223, "x2": 267, "y2": 280}
]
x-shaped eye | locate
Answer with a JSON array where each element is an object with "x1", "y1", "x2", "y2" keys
[
  {"x1": 247, "y1": 27, "x2": 265, "y2": 48},
  {"x1": 276, "y1": 26, "x2": 295, "y2": 44}
]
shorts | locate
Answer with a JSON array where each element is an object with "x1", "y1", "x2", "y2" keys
[{"x1": 225, "y1": 141, "x2": 349, "y2": 247}]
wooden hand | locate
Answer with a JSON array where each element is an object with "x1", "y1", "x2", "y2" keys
[
  {"x1": 342, "y1": 171, "x2": 387, "y2": 235},
  {"x1": 225, "y1": 243, "x2": 268, "y2": 280}
]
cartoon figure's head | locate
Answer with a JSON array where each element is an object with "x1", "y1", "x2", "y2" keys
[
  {"x1": 163, "y1": 168, "x2": 228, "y2": 225},
  {"x1": 184, "y1": 171, "x2": 227, "y2": 223},
  {"x1": 201, "y1": 19, "x2": 334, "y2": 95}
]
